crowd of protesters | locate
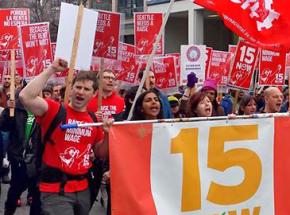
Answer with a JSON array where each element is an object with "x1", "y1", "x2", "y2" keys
[{"x1": 0, "y1": 57, "x2": 288, "y2": 215}]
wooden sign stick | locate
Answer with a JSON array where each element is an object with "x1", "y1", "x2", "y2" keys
[
  {"x1": 9, "y1": 50, "x2": 16, "y2": 117},
  {"x1": 97, "y1": 58, "x2": 104, "y2": 112},
  {"x1": 64, "y1": 4, "x2": 84, "y2": 104}
]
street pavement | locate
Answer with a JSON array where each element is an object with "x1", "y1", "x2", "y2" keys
[{"x1": 0, "y1": 183, "x2": 107, "y2": 215}]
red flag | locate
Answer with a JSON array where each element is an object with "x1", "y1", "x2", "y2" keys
[{"x1": 193, "y1": 0, "x2": 290, "y2": 50}]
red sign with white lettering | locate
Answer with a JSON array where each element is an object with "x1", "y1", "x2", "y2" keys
[
  {"x1": 19, "y1": 22, "x2": 53, "y2": 80},
  {"x1": 259, "y1": 49, "x2": 286, "y2": 86},
  {"x1": 152, "y1": 56, "x2": 177, "y2": 94},
  {"x1": 0, "y1": 8, "x2": 30, "y2": 50},
  {"x1": 93, "y1": 10, "x2": 120, "y2": 60},
  {"x1": 134, "y1": 12, "x2": 163, "y2": 56},
  {"x1": 228, "y1": 41, "x2": 259, "y2": 90},
  {"x1": 205, "y1": 47, "x2": 213, "y2": 79},
  {"x1": 166, "y1": 53, "x2": 180, "y2": 87},
  {"x1": 208, "y1": 50, "x2": 232, "y2": 86}
]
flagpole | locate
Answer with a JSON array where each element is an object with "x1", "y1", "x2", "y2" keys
[
  {"x1": 97, "y1": 57, "x2": 104, "y2": 112},
  {"x1": 60, "y1": 112, "x2": 290, "y2": 129},
  {"x1": 127, "y1": 0, "x2": 176, "y2": 120}
]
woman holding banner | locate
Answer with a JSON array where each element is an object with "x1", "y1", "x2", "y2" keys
[
  {"x1": 131, "y1": 90, "x2": 164, "y2": 121},
  {"x1": 238, "y1": 94, "x2": 258, "y2": 115},
  {"x1": 186, "y1": 92, "x2": 213, "y2": 117}
]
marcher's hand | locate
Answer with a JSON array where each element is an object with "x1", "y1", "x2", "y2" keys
[
  {"x1": 7, "y1": 99, "x2": 15, "y2": 108},
  {"x1": 228, "y1": 113, "x2": 237, "y2": 119},
  {"x1": 102, "y1": 118, "x2": 114, "y2": 133},
  {"x1": 50, "y1": 58, "x2": 68, "y2": 73},
  {"x1": 102, "y1": 170, "x2": 110, "y2": 183}
]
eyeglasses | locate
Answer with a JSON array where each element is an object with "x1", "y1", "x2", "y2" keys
[{"x1": 103, "y1": 76, "x2": 116, "y2": 81}]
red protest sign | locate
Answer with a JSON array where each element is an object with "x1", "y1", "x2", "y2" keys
[
  {"x1": 134, "y1": 12, "x2": 164, "y2": 56},
  {"x1": 0, "y1": 49, "x2": 22, "y2": 61},
  {"x1": 152, "y1": 56, "x2": 177, "y2": 94},
  {"x1": 93, "y1": 10, "x2": 121, "y2": 60},
  {"x1": 228, "y1": 40, "x2": 259, "y2": 90},
  {"x1": 19, "y1": 22, "x2": 53, "y2": 80},
  {"x1": 166, "y1": 53, "x2": 180, "y2": 86},
  {"x1": 205, "y1": 47, "x2": 213, "y2": 79},
  {"x1": 51, "y1": 42, "x2": 56, "y2": 60},
  {"x1": 228, "y1": 45, "x2": 237, "y2": 56},
  {"x1": 208, "y1": 50, "x2": 232, "y2": 86},
  {"x1": 114, "y1": 42, "x2": 138, "y2": 85},
  {"x1": 0, "y1": 8, "x2": 30, "y2": 50},
  {"x1": 258, "y1": 49, "x2": 286, "y2": 86}
]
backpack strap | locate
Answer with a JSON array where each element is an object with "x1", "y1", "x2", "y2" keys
[{"x1": 43, "y1": 104, "x2": 66, "y2": 145}]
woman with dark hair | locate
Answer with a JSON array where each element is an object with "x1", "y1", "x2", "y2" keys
[
  {"x1": 186, "y1": 92, "x2": 213, "y2": 117},
  {"x1": 238, "y1": 94, "x2": 257, "y2": 115},
  {"x1": 132, "y1": 89, "x2": 164, "y2": 120}
]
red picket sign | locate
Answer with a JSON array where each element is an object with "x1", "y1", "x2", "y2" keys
[
  {"x1": 115, "y1": 42, "x2": 138, "y2": 85},
  {"x1": 207, "y1": 50, "x2": 232, "y2": 86},
  {"x1": 0, "y1": 8, "x2": 30, "y2": 50},
  {"x1": 51, "y1": 42, "x2": 56, "y2": 60},
  {"x1": 166, "y1": 53, "x2": 180, "y2": 86},
  {"x1": 134, "y1": 12, "x2": 164, "y2": 56},
  {"x1": 152, "y1": 56, "x2": 178, "y2": 94},
  {"x1": 93, "y1": 10, "x2": 121, "y2": 60},
  {"x1": 205, "y1": 47, "x2": 213, "y2": 79},
  {"x1": 228, "y1": 41, "x2": 259, "y2": 90},
  {"x1": 19, "y1": 22, "x2": 53, "y2": 80},
  {"x1": 0, "y1": 49, "x2": 22, "y2": 61},
  {"x1": 258, "y1": 49, "x2": 286, "y2": 86}
]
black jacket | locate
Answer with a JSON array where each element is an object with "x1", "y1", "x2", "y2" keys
[{"x1": 0, "y1": 99, "x2": 28, "y2": 161}]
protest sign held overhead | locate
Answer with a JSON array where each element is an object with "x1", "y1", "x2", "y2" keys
[
  {"x1": 193, "y1": 0, "x2": 290, "y2": 51},
  {"x1": 228, "y1": 40, "x2": 259, "y2": 90},
  {"x1": 0, "y1": 49, "x2": 22, "y2": 62},
  {"x1": 152, "y1": 56, "x2": 178, "y2": 94},
  {"x1": 205, "y1": 47, "x2": 213, "y2": 79},
  {"x1": 0, "y1": 8, "x2": 30, "y2": 50},
  {"x1": 180, "y1": 44, "x2": 206, "y2": 85},
  {"x1": 115, "y1": 42, "x2": 138, "y2": 85},
  {"x1": 93, "y1": 10, "x2": 121, "y2": 60},
  {"x1": 166, "y1": 53, "x2": 180, "y2": 85},
  {"x1": 134, "y1": 12, "x2": 164, "y2": 56},
  {"x1": 55, "y1": 2, "x2": 98, "y2": 70},
  {"x1": 19, "y1": 22, "x2": 53, "y2": 80},
  {"x1": 258, "y1": 49, "x2": 286, "y2": 86},
  {"x1": 208, "y1": 50, "x2": 232, "y2": 86}
]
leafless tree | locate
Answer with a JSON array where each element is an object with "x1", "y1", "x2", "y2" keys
[{"x1": 0, "y1": 0, "x2": 92, "y2": 41}]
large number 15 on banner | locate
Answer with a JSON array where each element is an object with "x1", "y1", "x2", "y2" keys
[{"x1": 109, "y1": 118, "x2": 284, "y2": 215}]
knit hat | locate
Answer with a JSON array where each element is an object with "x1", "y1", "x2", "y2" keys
[
  {"x1": 201, "y1": 79, "x2": 217, "y2": 92},
  {"x1": 168, "y1": 96, "x2": 179, "y2": 107}
]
